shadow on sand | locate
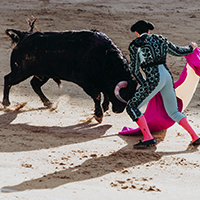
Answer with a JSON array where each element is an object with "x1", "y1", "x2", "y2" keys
[{"x1": 0, "y1": 106, "x2": 198, "y2": 192}]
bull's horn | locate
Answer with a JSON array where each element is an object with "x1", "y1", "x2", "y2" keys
[{"x1": 114, "y1": 81, "x2": 128, "y2": 104}]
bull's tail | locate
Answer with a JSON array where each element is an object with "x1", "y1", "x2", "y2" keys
[
  {"x1": 5, "y1": 29, "x2": 26, "y2": 45},
  {"x1": 5, "y1": 17, "x2": 38, "y2": 45}
]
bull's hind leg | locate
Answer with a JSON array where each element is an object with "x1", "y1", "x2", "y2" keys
[
  {"x1": 3, "y1": 71, "x2": 32, "y2": 107},
  {"x1": 3, "y1": 73, "x2": 12, "y2": 106},
  {"x1": 30, "y1": 76, "x2": 52, "y2": 107}
]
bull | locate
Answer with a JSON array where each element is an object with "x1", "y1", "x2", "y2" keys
[{"x1": 3, "y1": 21, "x2": 137, "y2": 123}]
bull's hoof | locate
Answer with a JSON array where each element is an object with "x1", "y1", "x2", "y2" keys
[
  {"x1": 94, "y1": 115, "x2": 103, "y2": 123},
  {"x1": 2, "y1": 99, "x2": 10, "y2": 107},
  {"x1": 44, "y1": 101, "x2": 53, "y2": 108},
  {"x1": 102, "y1": 104, "x2": 109, "y2": 112}
]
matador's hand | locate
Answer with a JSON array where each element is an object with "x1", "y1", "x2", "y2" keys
[{"x1": 190, "y1": 42, "x2": 197, "y2": 50}]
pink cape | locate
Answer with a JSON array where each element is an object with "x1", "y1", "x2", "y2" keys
[{"x1": 119, "y1": 48, "x2": 200, "y2": 135}]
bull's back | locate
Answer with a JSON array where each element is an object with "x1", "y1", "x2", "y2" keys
[
  {"x1": 22, "y1": 30, "x2": 110, "y2": 53},
  {"x1": 14, "y1": 30, "x2": 111, "y2": 81}
]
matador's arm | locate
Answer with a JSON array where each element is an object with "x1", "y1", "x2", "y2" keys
[
  {"x1": 129, "y1": 43, "x2": 146, "y2": 85},
  {"x1": 167, "y1": 40, "x2": 193, "y2": 56}
]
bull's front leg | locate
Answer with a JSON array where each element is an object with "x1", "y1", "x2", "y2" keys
[
  {"x1": 94, "y1": 93, "x2": 103, "y2": 123},
  {"x1": 82, "y1": 86, "x2": 103, "y2": 123},
  {"x1": 102, "y1": 93, "x2": 109, "y2": 112}
]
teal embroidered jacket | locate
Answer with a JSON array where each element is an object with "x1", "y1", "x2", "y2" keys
[{"x1": 128, "y1": 34, "x2": 193, "y2": 85}]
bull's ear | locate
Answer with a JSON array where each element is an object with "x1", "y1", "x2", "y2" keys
[{"x1": 114, "y1": 81, "x2": 128, "y2": 104}]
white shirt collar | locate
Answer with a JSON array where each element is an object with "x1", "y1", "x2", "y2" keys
[{"x1": 140, "y1": 33, "x2": 148, "y2": 37}]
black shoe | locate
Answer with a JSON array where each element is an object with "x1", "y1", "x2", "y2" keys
[
  {"x1": 191, "y1": 138, "x2": 200, "y2": 146},
  {"x1": 133, "y1": 139, "x2": 157, "y2": 148}
]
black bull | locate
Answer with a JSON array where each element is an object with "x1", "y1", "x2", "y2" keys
[{"x1": 3, "y1": 29, "x2": 137, "y2": 122}]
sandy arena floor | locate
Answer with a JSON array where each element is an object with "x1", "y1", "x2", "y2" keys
[{"x1": 0, "y1": 0, "x2": 200, "y2": 199}]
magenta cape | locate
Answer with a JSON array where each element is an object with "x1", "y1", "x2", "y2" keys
[{"x1": 119, "y1": 48, "x2": 200, "y2": 135}]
